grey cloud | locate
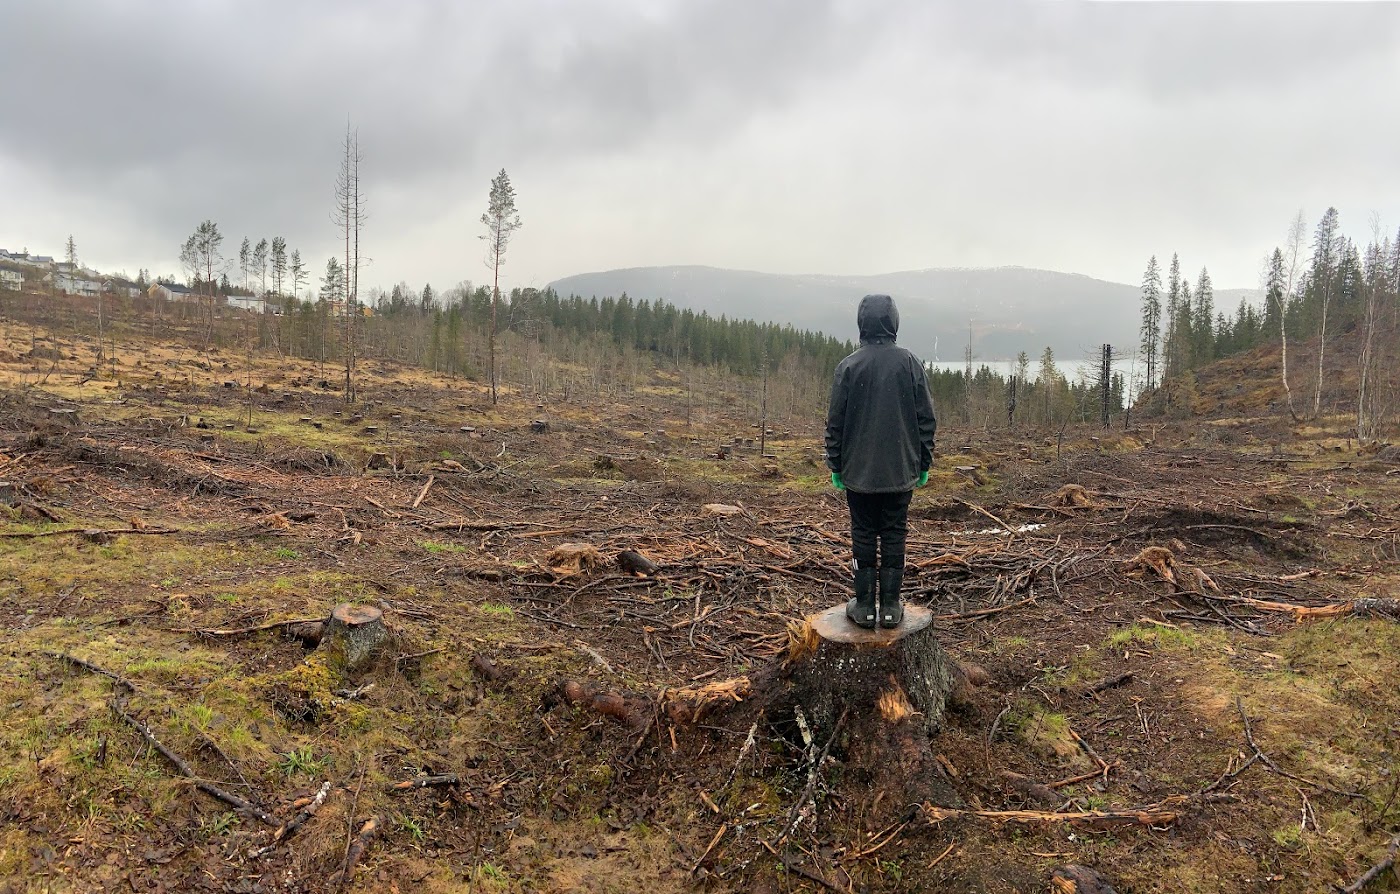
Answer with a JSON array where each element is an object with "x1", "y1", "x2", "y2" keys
[
  {"x1": 925, "y1": 2, "x2": 1400, "y2": 100},
  {"x1": 1, "y1": 1, "x2": 1398, "y2": 290}
]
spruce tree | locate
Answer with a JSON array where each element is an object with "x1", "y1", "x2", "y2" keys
[
  {"x1": 1163, "y1": 254, "x2": 1182, "y2": 379},
  {"x1": 1193, "y1": 268, "x2": 1214, "y2": 363},
  {"x1": 1139, "y1": 256, "x2": 1162, "y2": 390},
  {"x1": 1308, "y1": 207, "x2": 1340, "y2": 417}
]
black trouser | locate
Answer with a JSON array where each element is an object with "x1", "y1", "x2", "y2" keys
[{"x1": 846, "y1": 489, "x2": 913, "y2": 570}]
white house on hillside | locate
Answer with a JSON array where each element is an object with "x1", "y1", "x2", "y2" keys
[
  {"x1": 225, "y1": 294, "x2": 263, "y2": 311},
  {"x1": 46, "y1": 272, "x2": 101, "y2": 296},
  {"x1": 149, "y1": 282, "x2": 198, "y2": 303}
]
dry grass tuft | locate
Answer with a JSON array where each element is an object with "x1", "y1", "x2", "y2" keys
[{"x1": 545, "y1": 543, "x2": 604, "y2": 575}]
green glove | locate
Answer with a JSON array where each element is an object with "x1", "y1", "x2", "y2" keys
[
  {"x1": 831, "y1": 472, "x2": 845, "y2": 491},
  {"x1": 918, "y1": 471, "x2": 929, "y2": 487}
]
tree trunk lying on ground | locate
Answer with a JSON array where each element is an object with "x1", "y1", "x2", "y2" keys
[{"x1": 545, "y1": 603, "x2": 965, "y2": 813}]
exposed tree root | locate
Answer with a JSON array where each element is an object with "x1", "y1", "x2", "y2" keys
[{"x1": 192, "y1": 615, "x2": 329, "y2": 638}]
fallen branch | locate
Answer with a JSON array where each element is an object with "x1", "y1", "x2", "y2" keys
[
  {"x1": 952, "y1": 498, "x2": 1019, "y2": 538},
  {"x1": 690, "y1": 823, "x2": 728, "y2": 874},
  {"x1": 388, "y1": 774, "x2": 459, "y2": 793},
  {"x1": 1227, "y1": 595, "x2": 1400, "y2": 622},
  {"x1": 192, "y1": 615, "x2": 328, "y2": 638},
  {"x1": 772, "y1": 707, "x2": 849, "y2": 848},
  {"x1": 410, "y1": 475, "x2": 435, "y2": 509},
  {"x1": 920, "y1": 797, "x2": 1183, "y2": 829},
  {"x1": 45, "y1": 651, "x2": 135, "y2": 692},
  {"x1": 1341, "y1": 833, "x2": 1400, "y2": 893},
  {"x1": 1236, "y1": 697, "x2": 1365, "y2": 799},
  {"x1": 0, "y1": 526, "x2": 178, "y2": 540},
  {"x1": 250, "y1": 780, "x2": 332, "y2": 858},
  {"x1": 112, "y1": 702, "x2": 281, "y2": 827},
  {"x1": 778, "y1": 854, "x2": 847, "y2": 893},
  {"x1": 330, "y1": 816, "x2": 379, "y2": 890}
]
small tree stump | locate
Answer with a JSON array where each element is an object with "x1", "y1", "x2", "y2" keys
[{"x1": 321, "y1": 604, "x2": 389, "y2": 673}]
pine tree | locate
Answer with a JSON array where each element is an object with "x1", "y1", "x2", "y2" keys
[
  {"x1": 270, "y1": 237, "x2": 287, "y2": 300},
  {"x1": 1037, "y1": 345, "x2": 1058, "y2": 424},
  {"x1": 65, "y1": 235, "x2": 78, "y2": 268},
  {"x1": 1175, "y1": 280, "x2": 1194, "y2": 373},
  {"x1": 1139, "y1": 256, "x2": 1162, "y2": 390},
  {"x1": 320, "y1": 257, "x2": 343, "y2": 303},
  {"x1": 290, "y1": 250, "x2": 305, "y2": 302},
  {"x1": 253, "y1": 239, "x2": 269, "y2": 297},
  {"x1": 480, "y1": 169, "x2": 522, "y2": 404},
  {"x1": 239, "y1": 238, "x2": 251, "y2": 292}
]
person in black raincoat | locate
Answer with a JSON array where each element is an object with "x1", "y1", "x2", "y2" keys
[{"x1": 824, "y1": 294, "x2": 937, "y2": 628}]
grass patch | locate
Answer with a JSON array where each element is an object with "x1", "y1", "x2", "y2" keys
[
  {"x1": 1105, "y1": 623, "x2": 1198, "y2": 650},
  {"x1": 419, "y1": 541, "x2": 466, "y2": 555},
  {"x1": 278, "y1": 745, "x2": 329, "y2": 777}
]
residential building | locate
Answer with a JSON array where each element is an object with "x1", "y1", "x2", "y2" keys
[
  {"x1": 225, "y1": 294, "x2": 263, "y2": 311},
  {"x1": 0, "y1": 269, "x2": 21, "y2": 290},
  {"x1": 149, "y1": 282, "x2": 198, "y2": 303},
  {"x1": 45, "y1": 272, "x2": 101, "y2": 296}
]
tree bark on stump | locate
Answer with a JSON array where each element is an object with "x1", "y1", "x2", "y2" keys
[{"x1": 320, "y1": 603, "x2": 389, "y2": 673}]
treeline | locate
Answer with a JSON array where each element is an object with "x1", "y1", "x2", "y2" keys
[
  {"x1": 924, "y1": 347, "x2": 1126, "y2": 432},
  {"x1": 221, "y1": 282, "x2": 854, "y2": 417},
  {"x1": 365, "y1": 285, "x2": 852, "y2": 376},
  {"x1": 1139, "y1": 207, "x2": 1400, "y2": 434}
]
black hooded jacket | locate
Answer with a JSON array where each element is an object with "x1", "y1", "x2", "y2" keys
[{"x1": 824, "y1": 295, "x2": 937, "y2": 493}]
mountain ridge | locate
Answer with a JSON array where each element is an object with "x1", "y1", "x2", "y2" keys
[{"x1": 548, "y1": 265, "x2": 1256, "y2": 363}]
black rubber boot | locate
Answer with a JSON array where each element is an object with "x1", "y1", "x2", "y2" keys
[
  {"x1": 878, "y1": 566, "x2": 904, "y2": 628},
  {"x1": 846, "y1": 567, "x2": 878, "y2": 629}
]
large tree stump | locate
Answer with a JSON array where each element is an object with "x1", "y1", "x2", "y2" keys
[
  {"x1": 545, "y1": 603, "x2": 965, "y2": 818},
  {"x1": 320, "y1": 603, "x2": 389, "y2": 673},
  {"x1": 792, "y1": 604, "x2": 954, "y2": 737},
  {"x1": 773, "y1": 604, "x2": 960, "y2": 811}
]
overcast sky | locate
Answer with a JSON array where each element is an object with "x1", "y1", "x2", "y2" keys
[{"x1": 3, "y1": 0, "x2": 1398, "y2": 295}]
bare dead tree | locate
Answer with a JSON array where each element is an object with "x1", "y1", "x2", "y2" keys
[
  {"x1": 333, "y1": 125, "x2": 367, "y2": 402},
  {"x1": 1357, "y1": 215, "x2": 1388, "y2": 440},
  {"x1": 1269, "y1": 212, "x2": 1306, "y2": 422}
]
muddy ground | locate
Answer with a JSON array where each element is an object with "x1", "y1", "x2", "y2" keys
[{"x1": 1, "y1": 328, "x2": 1398, "y2": 893}]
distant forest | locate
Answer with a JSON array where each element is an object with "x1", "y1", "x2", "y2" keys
[{"x1": 17, "y1": 201, "x2": 1392, "y2": 435}]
